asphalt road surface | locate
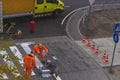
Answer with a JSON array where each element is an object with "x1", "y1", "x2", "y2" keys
[
  {"x1": 1, "y1": 0, "x2": 120, "y2": 80},
  {"x1": 3, "y1": 0, "x2": 89, "y2": 40},
  {"x1": 3, "y1": 0, "x2": 120, "y2": 40},
  {"x1": 10, "y1": 36, "x2": 111, "y2": 80}
]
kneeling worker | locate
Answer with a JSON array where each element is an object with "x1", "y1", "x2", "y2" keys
[
  {"x1": 33, "y1": 43, "x2": 48, "y2": 61},
  {"x1": 23, "y1": 51, "x2": 36, "y2": 79}
]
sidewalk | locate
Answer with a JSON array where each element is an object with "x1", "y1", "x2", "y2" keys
[
  {"x1": 75, "y1": 37, "x2": 120, "y2": 80},
  {"x1": 76, "y1": 37, "x2": 120, "y2": 67}
]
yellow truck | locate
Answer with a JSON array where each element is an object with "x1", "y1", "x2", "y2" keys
[{"x1": 2, "y1": 0, "x2": 64, "y2": 18}]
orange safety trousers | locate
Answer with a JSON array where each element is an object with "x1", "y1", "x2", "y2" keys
[
  {"x1": 24, "y1": 68, "x2": 32, "y2": 79},
  {"x1": 23, "y1": 55, "x2": 36, "y2": 79}
]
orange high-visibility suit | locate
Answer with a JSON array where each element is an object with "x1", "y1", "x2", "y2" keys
[
  {"x1": 23, "y1": 54, "x2": 36, "y2": 79},
  {"x1": 33, "y1": 44, "x2": 48, "y2": 60}
]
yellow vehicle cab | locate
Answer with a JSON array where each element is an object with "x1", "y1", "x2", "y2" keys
[{"x1": 2, "y1": 0, "x2": 64, "y2": 18}]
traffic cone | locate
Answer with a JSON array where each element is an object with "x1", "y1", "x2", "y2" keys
[
  {"x1": 81, "y1": 39, "x2": 86, "y2": 43},
  {"x1": 103, "y1": 55, "x2": 109, "y2": 64},
  {"x1": 94, "y1": 46, "x2": 100, "y2": 55},
  {"x1": 91, "y1": 42, "x2": 96, "y2": 50},
  {"x1": 102, "y1": 50, "x2": 108, "y2": 59},
  {"x1": 86, "y1": 39, "x2": 91, "y2": 47},
  {"x1": 81, "y1": 34, "x2": 87, "y2": 44},
  {"x1": 17, "y1": 29, "x2": 22, "y2": 38}
]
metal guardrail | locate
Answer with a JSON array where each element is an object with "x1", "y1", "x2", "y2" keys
[
  {"x1": 65, "y1": 3, "x2": 120, "y2": 40},
  {"x1": 78, "y1": 3, "x2": 120, "y2": 25}
]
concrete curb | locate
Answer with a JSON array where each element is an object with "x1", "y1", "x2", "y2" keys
[{"x1": 65, "y1": 3, "x2": 120, "y2": 80}]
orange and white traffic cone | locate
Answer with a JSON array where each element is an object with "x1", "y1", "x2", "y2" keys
[
  {"x1": 94, "y1": 46, "x2": 100, "y2": 55},
  {"x1": 103, "y1": 55, "x2": 109, "y2": 64},
  {"x1": 81, "y1": 39, "x2": 86, "y2": 44},
  {"x1": 91, "y1": 42, "x2": 96, "y2": 50},
  {"x1": 18, "y1": 29, "x2": 22, "y2": 38},
  {"x1": 81, "y1": 34, "x2": 87, "y2": 44},
  {"x1": 86, "y1": 39, "x2": 91, "y2": 47},
  {"x1": 102, "y1": 50, "x2": 108, "y2": 59}
]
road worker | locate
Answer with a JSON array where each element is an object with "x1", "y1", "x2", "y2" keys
[
  {"x1": 23, "y1": 51, "x2": 36, "y2": 79},
  {"x1": 33, "y1": 43, "x2": 48, "y2": 61}
]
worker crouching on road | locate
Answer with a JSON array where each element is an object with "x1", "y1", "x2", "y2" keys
[
  {"x1": 33, "y1": 43, "x2": 48, "y2": 62},
  {"x1": 23, "y1": 51, "x2": 36, "y2": 79}
]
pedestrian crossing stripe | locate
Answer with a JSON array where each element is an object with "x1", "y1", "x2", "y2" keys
[
  {"x1": 9, "y1": 46, "x2": 23, "y2": 64},
  {"x1": 53, "y1": 74, "x2": 62, "y2": 80},
  {"x1": 9, "y1": 46, "x2": 36, "y2": 75},
  {"x1": 20, "y1": 43, "x2": 31, "y2": 53},
  {"x1": 21, "y1": 43, "x2": 44, "y2": 69},
  {"x1": 16, "y1": 41, "x2": 35, "y2": 45},
  {"x1": 0, "y1": 52, "x2": 8, "y2": 79},
  {"x1": 0, "y1": 73, "x2": 8, "y2": 79},
  {"x1": 0, "y1": 43, "x2": 37, "y2": 79},
  {"x1": 0, "y1": 42, "x2": 61, "y2": 79},
  {"x1": 21, "y1": 42, "x2": 62, "y2": 79},
  {"x1": 0, "y1": 50, "x2": 21, "y2": 78}
]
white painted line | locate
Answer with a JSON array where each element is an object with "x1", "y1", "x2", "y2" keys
[
  {"x1": 53, "y1": 74, "x2": 62, "y2": 80},
  {"x1": 0, "y1": 73, "x2": 8, "y2": 79},
  {"x1": 9, "y1": 46, "x2": 23, "y2": 63},
  {"x1": 52, "y1": 56, "x2": 57, "y2": 60},
  {"x1": 77, "y1": 15, "x2": 85, "y2": 38},
  {"x1": 65, "y1": 6, "x2": 89, "y2": 40},
  {"x1": 2, "y1": 74, "x2": 8, "y2": 79},
  {"x1": 65, "y1": 6, "x2": 71, "y2": 8},
  {"x1": 16, "y1": 41, "x2": 35, "y2": 45},
  {"x1": 21, "y1": 43, "x2": 44, "y2": 69},
  {"x1": 9, "y1": 46, "x2": 36, "y2": 76},
  {"x1": 0, "y1": 50, "x2": 20, "y2": 77},
  {"x1": 61, "y1": 6, "x2": 89, "y2": 25},
  {"x1": 20, "y1": 43, "x2": 31, "y2": 53}
]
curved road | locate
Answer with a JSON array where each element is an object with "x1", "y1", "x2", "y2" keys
[
  {"x1": 65, "y1": 0, "x2": 120, "y2": 41},
  {"x1": 3, "y1": 0, "x2": 120, "y2": 40},
  {"x1": 2, "y1": 1, "x2": 120, "y2": 80}
]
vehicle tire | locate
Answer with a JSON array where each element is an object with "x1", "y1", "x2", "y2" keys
[{"x1": 53, "y1": 10, "x2": 61, "y2": 17}]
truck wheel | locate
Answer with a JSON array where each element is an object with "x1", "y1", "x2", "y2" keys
[{"x1": 53, "y1": 10, "x2": 61, "y2": 17}]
